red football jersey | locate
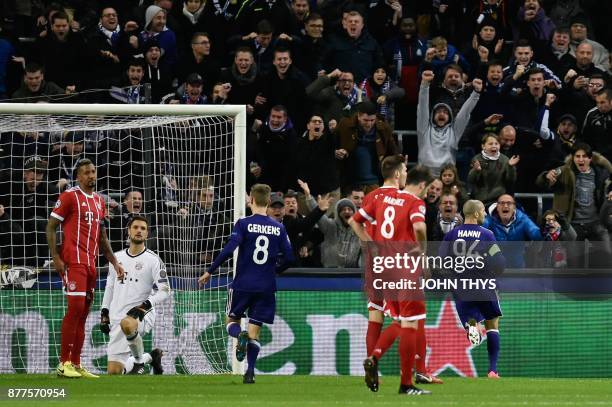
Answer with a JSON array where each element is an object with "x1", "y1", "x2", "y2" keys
[
  {"x1": 51, "y1": 186, "x2": 106, "y2": 267},
  {"x1": 362, "y1": 186, "x2": 397, "y2": 237},
  {"x1": 355, "y1": 189, "x2": 426, "y2": 242}
]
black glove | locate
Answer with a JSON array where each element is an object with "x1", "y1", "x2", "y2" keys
[
  {"x1": 127, "y1": 300, "x2": 152, "y2": 321},
  {"x1": 100, "y1": 308, "x2": 110, "y2": 334}
]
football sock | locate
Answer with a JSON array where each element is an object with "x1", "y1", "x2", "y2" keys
[
  {"x1": 127, "y1": 331, "x2": 145, "y2": 363},
  {"x1": 246, "y1": 339, "x2": 261, "y2": 374},
  {"x1": 60, "y1": 296, "x2": 86, "y2": 363},
  {"x1": 416, "y1": 319, "x2": 427, "y2": 373},
  {"x1": 486, "y1": 330, "x2": 500, "y2": 373},
  {"x1": 123, "y1": 357, "x2": 135, "y2": 374},
  {"x1": 70, "y1": 299, "x2": 91, "y2": 366},
  {"x1": 366, "y1": 321, "x2": 383, "y2": 356},
  {"x1": 399, "y1": 327, "x2": 417, "y2": 386},
  {"x1": 371, "y1": 323, "x2": 400, "y2": 360},
  {"x1": 226, "y1": 322, "x2": 241, "y2": 338}
]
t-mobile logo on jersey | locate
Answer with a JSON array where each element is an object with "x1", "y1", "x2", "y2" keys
[{"x1": 84, "y1": 211, "x2": 94, "y2": 225}]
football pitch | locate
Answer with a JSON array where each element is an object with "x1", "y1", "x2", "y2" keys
[{"x1": 1, "y1": 375, "x2": 610, "y2": 406}]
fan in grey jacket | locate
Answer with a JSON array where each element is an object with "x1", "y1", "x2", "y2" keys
[
  {"x1": 306, "y1": 196, "x2": 361, "y2": 268},
  {"x1": 416, "y1": 70, "x2": 482, "y2": 177}
]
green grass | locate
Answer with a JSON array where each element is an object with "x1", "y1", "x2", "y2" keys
[{"x1": 1, "y1": 375, "x2": 611, "y2": 406}]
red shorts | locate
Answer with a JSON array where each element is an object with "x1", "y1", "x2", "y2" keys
[
  {"x1": 383, "y1": 300, "x2": 426, "y2": 321},
  {"x1": 62, "y1": 264, "x2": 96, "y2": 300},
  {"x1": 368, "y1": 299, "x2": 384, "y2": 312}
]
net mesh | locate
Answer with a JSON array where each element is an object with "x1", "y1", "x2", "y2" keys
[{"x1": 0, "y1": 109, "x2": 243, "y2": 374}]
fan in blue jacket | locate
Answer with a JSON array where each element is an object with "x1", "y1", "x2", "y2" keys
[{"x1": 483, "y1": 194, "x2": 542, "y2": 268}]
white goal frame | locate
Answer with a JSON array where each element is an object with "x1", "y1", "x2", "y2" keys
[{"x1": 0, "y1": 103, "x2": 247, "y2": 374}]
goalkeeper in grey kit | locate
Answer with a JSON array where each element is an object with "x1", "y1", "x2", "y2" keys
[{"x1": 100, "y1": 215, "x2": 170, "y2": 374}]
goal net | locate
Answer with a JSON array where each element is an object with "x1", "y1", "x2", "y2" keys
[{"x1": 0, "y1": 104, "x2": 246, "y2": 374}]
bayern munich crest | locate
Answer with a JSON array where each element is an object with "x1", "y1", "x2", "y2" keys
[{"x1": 69, "y1": 281, "x2": 76, "y2": 291}]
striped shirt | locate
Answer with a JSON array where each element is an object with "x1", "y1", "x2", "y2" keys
[{"x1": 51, "y1": 186, "x2": 106, "y2": 267}]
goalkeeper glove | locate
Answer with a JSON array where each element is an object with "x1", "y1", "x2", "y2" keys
[
  {"x1": 127, "y1": 300, "x2": 152, "y2": 321},
  {"x1": 100, "y1": 308, "x2": 110, "y2": 334}
]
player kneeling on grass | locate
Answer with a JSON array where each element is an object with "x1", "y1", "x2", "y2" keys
[
  {"x1": 439, "y1": 200, "x2": 505, "y2": 378},
  {"x1": 198, "y1": 184, "x2": 294, "y2": 384},
  {"x1": 100, "y1": 215, "x2": 169, "y2": 375}
]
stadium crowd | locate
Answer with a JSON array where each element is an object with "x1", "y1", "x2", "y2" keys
[{"x1": 0, "y1": 0, "x2": 611, "y2": 270}]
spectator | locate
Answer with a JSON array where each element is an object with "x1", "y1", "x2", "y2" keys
[
  {"x1": 169, "y1": 73, "x2": 208, "y2": 104},
  {"x1": 420, "y1": 36, "x2": 470, "y2": 81},
  {"x1": 601, "y1": 185, "x2": 612, "y2": 241},
  {"x1": 483, "y1": 194, "x2": 542, "y2": 268},
  {"x1": 424, "y1": 178, "x2": 443, "y2": 235},
  {"x1": 515, "y1": 0, "x2": 556, "y2": 55},
  {"x1": 11, "y1": 62, "x2": 65, "y2": 102},
  {"x1": 501, "y1": 68, "x2": 553, "y2": 133},
  {"x1": 110, "y1": 59, "x2": 147, "y2": 104},
  {"x1": 502, "y1": 40, "x2": 561, "y2": 89},
  {"x1": 469, "y1": 133, "x2": 519, "y2": 205},
  {"x1": 267, "y1": 192, "x2": 285, "y2": 222},
  {"x1": 295, "y1": 115, "x2": 339, "y2": 198},
  {"x1": 253, "y1": 105, "x2": 298, "y2": 192},
  {"x1": 322, "y1": 10, "x2": 384, "y2": 82},
  {"x1": 177, "y1": 32, "x2": 221, "y2": 97},
  {"x1": 358, "y1": 65, "x2": 405, "y2": 128},
  {"x1": 283, "y1": 184, "x2": 328, "y2": 267},
  {"x1": 228, "y1": 20, "x2": 276, "y2": 75},
  {"x1": 536, "y1": 209, "x2": 576, "y2": 268},
  {"x1": 84, "y1": 7, "x2": 126, "y2": 92},
  {"x1": 470, "y1": 62, "x2": 509, "y2": 125},
  {"x1": 306, "y1": 69, "x2": 362, "y2": 127},
  {"x1": 439, "y1": 163, "x2": 468, "y2": 204},
  {"x1": 174, "y1": 0, "x2": 208, "y2": 57},
  {"x1": 560, "y1": 71, "x2": 607, "y2": 130},
  {"x1": 0, "y1": 156, "x2": 59, "y2": 265},
  {"x1": 382, "y1": 16, "x2": 426, "y2": 108},
  {"x1": 546, "y1": 114, "x2": 579, "y2": 168},
  {"x1": 417, "y1": 70, "x2": 482, "y2": 177},
  {"x1": 174, "y1": 177, "x2": 231, "y2": 265},
  {"x1": 538, "y1": 26, "x2": 577, "y2": 79},
  {"x1": 429, "y1": 192, "x2": 463, "y2": 241},
  {"x1": 568, "y1": 42, "x2": 609, "y2": 81},
  {"x1": 335, "y1": 101, "x2": 399, "y2": 193},
  {"x1": 367, "y1": 0, "x2": 403, "y2": 44},
  {"x1": 569, "y1": 14, "x2": 609, "y2": 72},
  {"x1": 582, "y1": 88, "x2": 612, "y2": 162},
  {"x1": 465, "y1": 17, "x2": 506, "y2": 75},
  {"x1": 142, "y1": 40, "x2": 174, "y2": 104},
  {"x1": 347, "y1": 188, "x2": 364, "y2": 209},
  {"x1": 234, "y1": 0, "x2": 293, "y2": 37},
  {"x1": 306, "y1": 196, "x2": 361, "y2": 268},
  {"x1": 291, "y1": 13, "x2": 325, "y2": 81},
  {"x1": 109, "y1": 189, "x2": 147, "y2": 252},
  {"x1": 536, "y1": 142, "x2": 612, "y2": 243},
  {"x1": 429, "y1": 64, "x2": 471, "y2": 118},
  {"x1": 260, "y1": 48, "x2": 310, "y2": 132},
  {"x1": 219, "y1": 47, "x2": 262, "y2": 114},
  {"x1": 32, "y1": 11, "x2": 85, "y2": 91},
  {"x1": 288, "y1": 0, "x2": 310, "y2": 34},
  {"x1": 137, "y1": 5, "x2": 178, "y2": 69}
]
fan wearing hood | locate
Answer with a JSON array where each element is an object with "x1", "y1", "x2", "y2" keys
[
  {"x1": 306, "y1": 196, "x2": 361, "y2": 268},
  {"x1": 359, "y1": 66, "x2": 405, "y2": 128},
  {"x1": 416, "y1": 70, "x2": 482, "y2": 177}
]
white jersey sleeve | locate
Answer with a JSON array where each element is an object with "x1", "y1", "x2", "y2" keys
[{"x1": 147, "y1": 255, "x2": 171, "y2": 307}]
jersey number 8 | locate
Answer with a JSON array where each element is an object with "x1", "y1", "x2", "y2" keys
[
  {"x1": 253, "y1": 235, "x2": 269, "y2": 265},
  {"x1": 380, "y1": 206, "x2": 396, "y2": 239}
]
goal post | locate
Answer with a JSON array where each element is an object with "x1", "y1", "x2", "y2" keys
[{"x1": 0, "y1": 103, "x2": 246, "y2": 374}]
